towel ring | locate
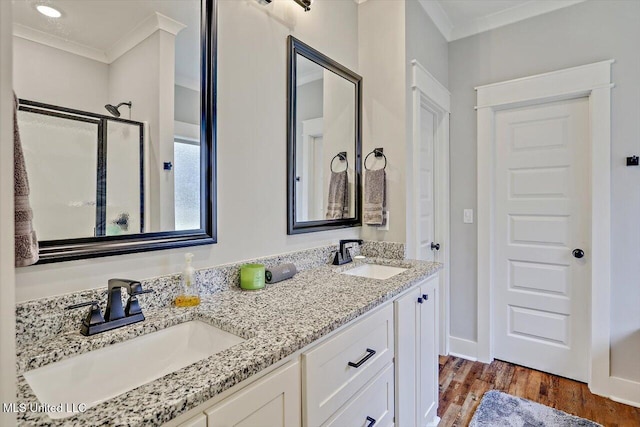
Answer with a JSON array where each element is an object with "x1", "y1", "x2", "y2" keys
[
  {"x1": 364, "y1": 148, "x2": 387, "y2": 171},
  {"x1": 330, "y1": 152, "x2": 348, "y2": 173}
]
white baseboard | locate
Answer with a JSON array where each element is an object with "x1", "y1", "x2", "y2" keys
[
  {"x1": 448, "y1": 336, "x2": 478, "y2": 361},
  {"x1": 608, "y1": 376, "x2": 640, "y2": 408}
]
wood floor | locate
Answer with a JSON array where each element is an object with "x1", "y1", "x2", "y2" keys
[{"x1": 438, "y1": 355, "x2": 640, "y2": 427}]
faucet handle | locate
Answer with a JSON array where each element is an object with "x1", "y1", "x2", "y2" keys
[
  {"x1": 125, "y1": 284, "x2": 154, "y2": 317},
  {"x1": 66, "y1": 300, "x2": 99, "y2": 310},
  {"x1": 66, "y1": 300, "x2": 105, "y2": 327}
]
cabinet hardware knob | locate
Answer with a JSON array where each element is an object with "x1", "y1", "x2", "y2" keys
[
  {"x1": 422, "y1": 294, "x2": 428, "y2": 300},
  {"x1": 572, "y1": 248, "x2": 585, "y2": 259},
  {"x1": 431, "y1": 242, "x2": 440, "y2": 251},
  {"x1": 418, "y1": 297, "x2": 423, "y2": 304},
  {"x1": 348, "y1": 348, "x2": 376, "y2": 368},
  {"x1": 366, "y1": 416, "x2": 376, "y2": 426}
]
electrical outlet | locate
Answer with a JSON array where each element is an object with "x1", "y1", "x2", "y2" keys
[{"x1": 463, "y1": 209, "x2": 474, "y2": 224}]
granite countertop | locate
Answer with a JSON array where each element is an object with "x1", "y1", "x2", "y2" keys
[{"x1": 16, "y1": 258, "x2": 441, "y2": 426}]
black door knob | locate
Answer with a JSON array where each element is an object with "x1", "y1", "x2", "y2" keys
[
  {"x1": 431, "y1": 242, "x2": 440, "y2": 251},
  {"x1": 572, "y1": 249, "x2": 585, "y2": 259}
]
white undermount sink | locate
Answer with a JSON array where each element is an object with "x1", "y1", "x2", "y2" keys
[
  {"x1": 24, "y1": 320, "x2": 245, "y2": 419},
  {"x1": 341, "y1": 263, "x2": 408, "y2": 280}
]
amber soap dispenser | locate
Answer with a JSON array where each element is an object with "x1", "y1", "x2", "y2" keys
[{"x1": 174, "y1": 253, "x2": 201, "y2": 307}]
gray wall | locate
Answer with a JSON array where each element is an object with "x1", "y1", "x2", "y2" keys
[
  {"x1": 175, "y1": 84, "x2": 200, "y2": 125},
  {"x1": 405, "y1": 0, "x2": 448, "y2": 88},
  {"x1": 449, "y1": 0, "x2": 640, "y2": 381}
]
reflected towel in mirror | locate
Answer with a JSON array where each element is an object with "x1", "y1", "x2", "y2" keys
[
  {"x1": 13, "y1": 92, "x2": 39, "y2": 266},
  {"x1": 326, "y1": 170, "x2": 348, "y2": 219},
  {"x1": 364, "y1": 168, "x2": 386, "y2": 225}
]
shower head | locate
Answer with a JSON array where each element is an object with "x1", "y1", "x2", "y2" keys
[{"x1": 104, "y1": 101, "x2": 132, "y2": 117}]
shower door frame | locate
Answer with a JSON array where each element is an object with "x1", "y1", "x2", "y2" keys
[{"x1": 17, "y1": 99, "x2": 145, "y2": 238}]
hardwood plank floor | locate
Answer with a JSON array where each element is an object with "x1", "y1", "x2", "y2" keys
[{"x1": 438, "y1": 355, "x2": 640, "y2": 427}]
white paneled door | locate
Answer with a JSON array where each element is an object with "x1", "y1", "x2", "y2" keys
[
  {"x1": 494, "y1": 97, "x2": 590, "y2": 382},
  {"x1": 418, "y1": 106, "x2": 436, "y2": 262}
]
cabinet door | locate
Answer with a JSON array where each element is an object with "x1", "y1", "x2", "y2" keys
[
  {"x1": 418, "y1": 282, "x2": 438, "y2": 426},
  {"x1": 394, "y1": 287, "x2": 421, "y2": 427},
  {"x1": 178, "y1": 414, "x2": 207, "y2": 427},
  {"x1": 206, "y1": 361, "x2": 301, "y2": 427},
  {"x1": 395, "y1": 275, "x2": 439, "y2": 427}
]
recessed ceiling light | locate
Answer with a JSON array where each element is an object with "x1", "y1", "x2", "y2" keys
[{"x1": 36, "y1": 5, "x2": 62, "y2": 18}]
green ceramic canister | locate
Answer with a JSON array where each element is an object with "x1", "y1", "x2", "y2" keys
[{"x1": 240, "y1": 264, "x2": 265, "y2": 290}]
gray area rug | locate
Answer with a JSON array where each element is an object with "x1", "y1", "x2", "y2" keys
[{"x1": 470, "y1": 390, "x2": 602, "y2": 426}]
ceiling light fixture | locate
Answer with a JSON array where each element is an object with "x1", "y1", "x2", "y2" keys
[
  {"x1": 293, "y1": 0, "x2": 312, "y2": 12},
  {"x1": 36, "y1": 5, "x2": 62, "y2": 18}
]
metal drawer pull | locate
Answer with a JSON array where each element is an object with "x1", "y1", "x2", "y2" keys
[
  {"x1": 348, "y1": 348, "x2": 376, "y2": 368},
  {"x1": 366, "y1": 416, "x2": 376, "y2": 426}
]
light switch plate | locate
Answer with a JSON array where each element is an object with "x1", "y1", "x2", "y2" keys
[{"x1": 463, "y1": 209, "x2": 474, "y2": 224}]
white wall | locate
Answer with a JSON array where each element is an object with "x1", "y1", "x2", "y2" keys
[
  {"x1": 14, "y1": 0, "x2": 360, "y2": 302},
  {"x1": 0, "y1": 1, "x2": 16, "y2": 424},
  {"x1": 12, "y1": 37, "x2": 109, "y2": 114},
  {"x1": 359, "y1": 0, "x2": 407, "y2": 243},
  {"x1": 448, "y1": 0, "x2": 640, "y2": 382},
  {"x1": 175, "y1": 84, "x2": 200, "y2": 125},
  {"x1": 109, "y1": 30, "x2": 177, "y2": 232}
]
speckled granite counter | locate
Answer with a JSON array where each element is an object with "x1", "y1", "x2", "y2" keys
[{"x1": 16, "y1": 257, "x2": 441, "y2": 426}]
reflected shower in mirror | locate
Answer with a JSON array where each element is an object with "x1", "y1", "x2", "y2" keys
[
  {"x1": 287, "y1": 36, "x2": 362, "y2": 234},
  {"x1": 11, "y1": 0, "x2": 216, "y2": 262}
]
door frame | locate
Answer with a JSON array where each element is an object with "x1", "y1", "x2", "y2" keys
[
  {"x1": 476, "y1": 60, "x2": 614, "y2": 397},
  {"x1": 407, "y1": 60, "x2": 450, "y2": 355},
  {"x1": 299, "y1": 117, "x2": 324, "y2": 221}
]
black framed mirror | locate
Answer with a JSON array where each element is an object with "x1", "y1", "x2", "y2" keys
[
  {"x1": 287, "y1": 36, "x2": 362, "y2": 234},
  {"x1": 12, "y1": 0, "x2": 217, "y2": 263}
]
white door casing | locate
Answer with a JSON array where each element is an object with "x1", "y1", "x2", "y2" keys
[
  {"x1": 476, "y1": 60, "x2": 631, "y2": 401},
  {"x1": 494, "y1": 97, "x2": 590, "y2": 382},
  {"x1": 408, "y1": 60, "x2": 450, "y2": 356},
  {"x1": 298, "y1": 118, "x2": 323, "y2": 221}
]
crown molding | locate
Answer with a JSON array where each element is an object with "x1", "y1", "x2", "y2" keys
[
  {"x1": 13, "y1": 23, "x2": 109, "y2": 63},
  {"x1": 418, "y1": 0, "x2": 587, "y2": 42},
  {"x1": 106, "y1": 12, "x2": 186, "y2": 63},
  {"x1": 297, "y1": 68, "x2": 323, "y2": 87},
  {"x1": 417, "y1": 0, "x2": 453, "y2": 41},
  {"x1": 13, "y1": 12, "x2": 186, "y2": 65},
  {"x1": 451, "y1": 0, "x2": 586, "y2": 41},
  {"x1": 175, "y1": 74, "x2": 200, "y2": 92}
]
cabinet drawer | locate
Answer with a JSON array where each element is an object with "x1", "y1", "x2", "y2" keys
[
  {"x1": 323, "y1": 363, "x2": 394, "y2": 427},
  {"x1": 303, "y1": 305, "x2": 394, "y2": 426}
]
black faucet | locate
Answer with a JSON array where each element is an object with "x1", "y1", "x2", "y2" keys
[
  {"x1": 66, "y1": 279, "x2": 153, "y2": 336},
  {"x1": 333, "y1": 239, "x2": 364, "y2": 265}
]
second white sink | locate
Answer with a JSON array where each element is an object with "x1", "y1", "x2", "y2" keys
[
  {"x1": 341, "y1": 264, "x2": 408, "y2": 280},
  {"x1": 24, "y1": 320, "x2": 245, "y2": 419}
]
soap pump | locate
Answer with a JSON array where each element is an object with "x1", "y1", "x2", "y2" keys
[{"x1": 174, "y1": 253, "x2": 201, "y2": 307}]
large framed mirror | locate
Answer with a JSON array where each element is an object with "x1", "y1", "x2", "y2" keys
[
  {"x1": 12, "y1": 0, "x2": 216, "y2": 263},
  {"x1": 287, "y1": 36, "x2": 362, "y2": 234}
]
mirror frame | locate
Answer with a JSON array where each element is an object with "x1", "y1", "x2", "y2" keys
[
  {"x1": 35, "y1": 0, "x2": 217, "y2": 264},
  {"x1": 286, "y1": 36, "x2": 362, "y2": 235}
]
